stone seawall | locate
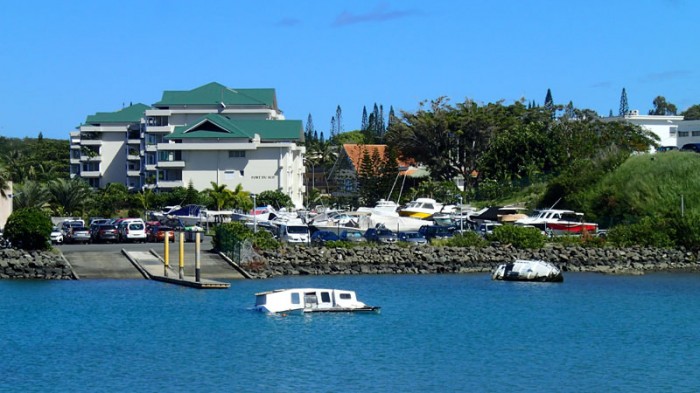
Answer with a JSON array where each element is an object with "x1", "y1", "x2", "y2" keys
[
  {"x1": 0, "y1": 249, "x2": 76, "y2": 280},
  {"x1": 248, "y1": 244, "x2": 700, "y2": 279}
]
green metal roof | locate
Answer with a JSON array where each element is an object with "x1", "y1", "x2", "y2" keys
[
  {"x1": 153, "y1": 82, "x2": 277, "y2": 109},
  {"x1": 166, "y1": 114, "x2": 302, "y2": 141},
  {"x1": 84, "y1": 103, "x2": 150, "y2": 125}
]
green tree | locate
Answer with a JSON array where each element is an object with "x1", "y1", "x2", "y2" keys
[
  {"x1": 256, "y1": 190, "x2": 293, "y2": 210},
  {"x1": 544, "y1": 88, "x2": 554, "y2": 119},
  {"x1": 619, "y1": 88, "x2": 629, "y2": 116},
  {"x1": 682, "y1": 104, "x2": 700, "y2": 120},
  {"x1": 205, "y1": 182, "x2": 235, "y2": 210},
  {"x1": 4, "y1": 207, "x2": 53, "y2": 250},
  {"x1": 12, "y1": 181, "x2": 51, "y2": 211},
  {"x1": 48, "y1": 178, "x2": 92, "y2": 216},
  {"x1": 0, "y1": 162, "x2": 10, "y2": 198},
  {"x1": 649, "y1": 96, "x2": 677, "y2": 115}
]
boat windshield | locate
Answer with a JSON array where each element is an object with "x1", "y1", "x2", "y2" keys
[{"x1": 287, "y1": 226, "x2": 309, "y2": 234}]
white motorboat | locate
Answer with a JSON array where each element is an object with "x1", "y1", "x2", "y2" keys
[
  {"x1": 356, "y1": 199, "x2": 401, "y2": 216},
  {"x1": 398, "y1": 198, "x2": 443, "y2": 219},
  {"x1": 492, "y1": 259, "x2": 564, "y2": 282},
  {"x1": 514, "y1": 209, "x2": 598, "y2": 236},
  {"x1": 254, "y1": 288, "x2": 381, "y2": 315}
]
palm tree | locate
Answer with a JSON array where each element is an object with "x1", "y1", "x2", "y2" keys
[
  {"x1": 12, "y1": 181, "x2": 51, "y2": 211},
  {"x1": 205, "y1": 182, "x2": 234, "y2": 210},
  {"x1": 136, "y1": 188, "x2": 154, "y2": 212},
  {"x1": 48, "y1": 178, "x2": 92, "y2": 216},
  {"x1": 3, "y1": 150, "x2": 28, "y2": 183}
]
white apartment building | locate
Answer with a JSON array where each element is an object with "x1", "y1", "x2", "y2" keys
[
  {"x1": 70, "y1": 82, "x2": 306, "y2": 207},
  {"x1": 603, "y1": 110, "x2": 700, "y2": 151}
]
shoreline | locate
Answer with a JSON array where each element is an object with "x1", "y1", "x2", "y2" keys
[{"x1": 1, "y1": 243, "x2": 699, "y2": 280}]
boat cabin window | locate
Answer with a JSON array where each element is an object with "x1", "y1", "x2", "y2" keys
[
  {"x1": 339, "y1": 293, "x2": 351, "y2": 300},
  {"x1": 304, "y1": 293, "x2": 318, "y2": 306},
  {"x1": 320, "y1": 292, "x2": 331, "y2": 303},
  {"x1": 422, "y1": 203, "x2": 434, "y2": 210},
  {"x1": 255, "y1": 295, "x2": 266, "y2": 306},
  {"x1": 287, "y1": 226, "x2": 308, "y2": 234},
  {"x1": 290, "y1": 293, "x2": 300, "y2": 305}
]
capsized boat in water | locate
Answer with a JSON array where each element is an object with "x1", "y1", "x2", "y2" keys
[
  {"x1": 254, "y1": 288, "x2": 381, "y2": 314},
  {"x1": 492, "y1": 259, "x2": 564, "y2": 282}
]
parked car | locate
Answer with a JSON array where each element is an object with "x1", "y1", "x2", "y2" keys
[
  {"x1": 118, "y1": 220, "x2": 147, "y2": 242},
  {"x1": 476, "y1": 222, "x2": 502, "y2": 237},
  {"x1": 656, "y1": 146, "x2": 678, "y2": 152},
  {"x1": 398, "y1": 231, "x2": 428, "y2": 245},
  {"x1": 92, "y1": 224, "x2": 120, "y2": 243},
  {"x1": 147, "y1": 226, "x2": 175, "y2": 243},
  {"x1": 50, "y1": 227, "x2": 64, "y2": 244},
  {"x1": 310, "y1": 230, "x2": 340, "y2": 246},
  {"x1": 681, "y1": 143, "x2": 700, "y2": 153},
  {"x1": 61, "y1": 220, "x2": 85, "y2": 236},
  {"x1": 66, "y1": 226, "x2": 91, "y2": 244},
  {"x1": 340, "y1": 230, "x2": 366, "y2": 243},
  {"x1": 364, "y1": 227, "x2": 398, "y2": 244},
  {"x1": 419, "y1": 225, "x2": 455, "y2": 241}
]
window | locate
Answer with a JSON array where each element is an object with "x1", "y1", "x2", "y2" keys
[
  {"x1": 229, "y1": 151, "x2": 246, "y2": 158},
  {"x1": 291, "y1": 293, "x2": 300, "y2": 304},
  {"x1": 692, "y1": 131, "x2": 700, "y2": 137},
  {"x1": 339, "y1": 293, "x2": 351, "y2": 300},
  {"x1": 321, "y1": 292, "x2": 331, "y2": 303},
  {"x1": 679, "y1": 131, "x2": 689, "y2": 137}
]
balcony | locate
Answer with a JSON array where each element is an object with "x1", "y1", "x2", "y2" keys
[
  {"x1": 157, "y1": 180, "x2": 183, "y2": 188},
  {"x1": 80, "y1": 155, "x2": 102, "y2": 162},
  {"x1": 145, "y1": 125, "x2": 175, "y2": 133},
  {"x1": 127, "y1": 138, "x2": 141, "y2": 145},
  {"x1": 81, "y1": 139, "x2": 102, "y2": 146},
  {"x1": 127, "y1": 153, "x2": 141, "y2": 161},
  {"x1": 70, "y1": 158, "x2": 80, "y2": 165},
  {"x1": 145, "y1": 144, "x2": 157, "y2": 152},
  {"x1": 145, "y1": 164, "x2": 157, "y2": 171},
  {"x1": 127, "y1": 170, "x2": 141, "y2": 177},
  {"x1": 158, "y1": 160, "x2": 185, "y2": 168},
  {"x1": 80, "y1": 171, "x2": 101, "y2": 178}
]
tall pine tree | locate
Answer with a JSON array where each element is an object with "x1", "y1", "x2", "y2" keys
[
  {"x1": 361, "y1": 106, "x2": 368, "y2": 131},
  {"x1": 544, "y1": 88, "x2": 554, "y2": 119},
  {"x1": 329, "y1": 116, "x2": 336, "y2": 140},
  {"x1": 305, "y1": 114, "x2": 315, "y2": 144},
  {"x1": 387, "y1": 106, "x2": 397, "y2": 130},
  {"x1": 335, "y1": 105, "x2": 343, "y2": 137}
]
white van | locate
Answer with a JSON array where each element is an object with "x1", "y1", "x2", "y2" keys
[
  {"x1": 277, "y1": 223, "x2": 310, "y2": 244},
  {"x1": 117, "y1": 218, "x2": 147, "y2": 242}
]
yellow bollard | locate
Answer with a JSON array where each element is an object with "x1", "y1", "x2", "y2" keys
[
  {"x1": 163, "y1": 231, "x2": 169, "y2": 277},
  {"x1": 195, "y1": 232, "x2": 201, "y2": 282},
  {"x1": 179, "y1": 231, "x2": 185, "y2": 279}
]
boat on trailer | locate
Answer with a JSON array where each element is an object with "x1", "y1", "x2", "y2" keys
[
  {"x1": 492, "y1": 259, "x2": 564, "y2": 282},
  {"x1": 254, "y1": 288, "x2": 381, "y2": 314}
]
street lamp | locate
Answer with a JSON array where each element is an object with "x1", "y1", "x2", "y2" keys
[{"x1": 251, "y1": 193, "x2": 257, "y2": 233}]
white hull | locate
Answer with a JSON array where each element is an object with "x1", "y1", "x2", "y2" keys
[{"x1": 492, "y1": 259, "x2": 563, "y2": 282}]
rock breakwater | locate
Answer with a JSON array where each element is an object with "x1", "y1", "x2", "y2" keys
[
  {"x1": 0, "y1": 249, "x2": 76, "y2": 280},
  {"x1": 247, "y1": 243, "x2": 700, "y2": 279}
]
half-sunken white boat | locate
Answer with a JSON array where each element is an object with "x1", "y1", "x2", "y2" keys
[
  {"x1": 254, "y1": 288, "x2": 381, "y2": 314},
  {"x1": 492, "y1": 259, "x2": 564, "y2": 283}
]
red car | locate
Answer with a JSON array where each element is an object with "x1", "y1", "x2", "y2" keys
[{"x1": 147, "y1": 226, "x2": 175, "y2": 243}]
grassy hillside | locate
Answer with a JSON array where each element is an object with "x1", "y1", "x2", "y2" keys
[{"x1": 587, "y1": 151, "x2": 700, "y2": 224}]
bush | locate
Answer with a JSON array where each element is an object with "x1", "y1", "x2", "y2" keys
[
  {"x1": 4, "y1": 208, "x2": 53, "y2": 250},
  {"x1": 214, "y1": 221, "x2": 280, "y2": 251},
  {"x1": 607, "y1": 217, "x2": 674, "y2": 248},
  {"x1": 252, "y1": 230, "x2": 280, "y2": 250},
  {"x1": 488, "y1": 225, "x2": 546, "y2": 249},
  {"x1": 435, "y1": 232, "x2": 488, "y2": 248}
]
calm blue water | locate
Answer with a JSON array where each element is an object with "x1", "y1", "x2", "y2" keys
[{"x1": 1, "y1": 273, "x2": 700, "y2": 392}]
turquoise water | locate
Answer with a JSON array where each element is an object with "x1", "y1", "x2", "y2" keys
[{"x1": 1, "y1": 273, "x2": 700, "y2": 392}]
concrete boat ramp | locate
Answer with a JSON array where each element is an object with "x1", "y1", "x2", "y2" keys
[
  {"x1": 61, "y1": 241, "x2": 249, "y2": 289},
  {"x1": 123, "y1": 250, "x2": 231, "y2": 289}
]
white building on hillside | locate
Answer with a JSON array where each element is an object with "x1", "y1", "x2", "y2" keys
[
  {"x1": 603, "y1": 110, "x2": 687, "y2": 151},
  {"x1": 70, "y1": 82, "x2": 306, "y2": 208}
]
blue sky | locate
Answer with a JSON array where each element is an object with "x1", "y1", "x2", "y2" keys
[{"x1": 1, "y1": 0, "x2": 698, "y2": 140}]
